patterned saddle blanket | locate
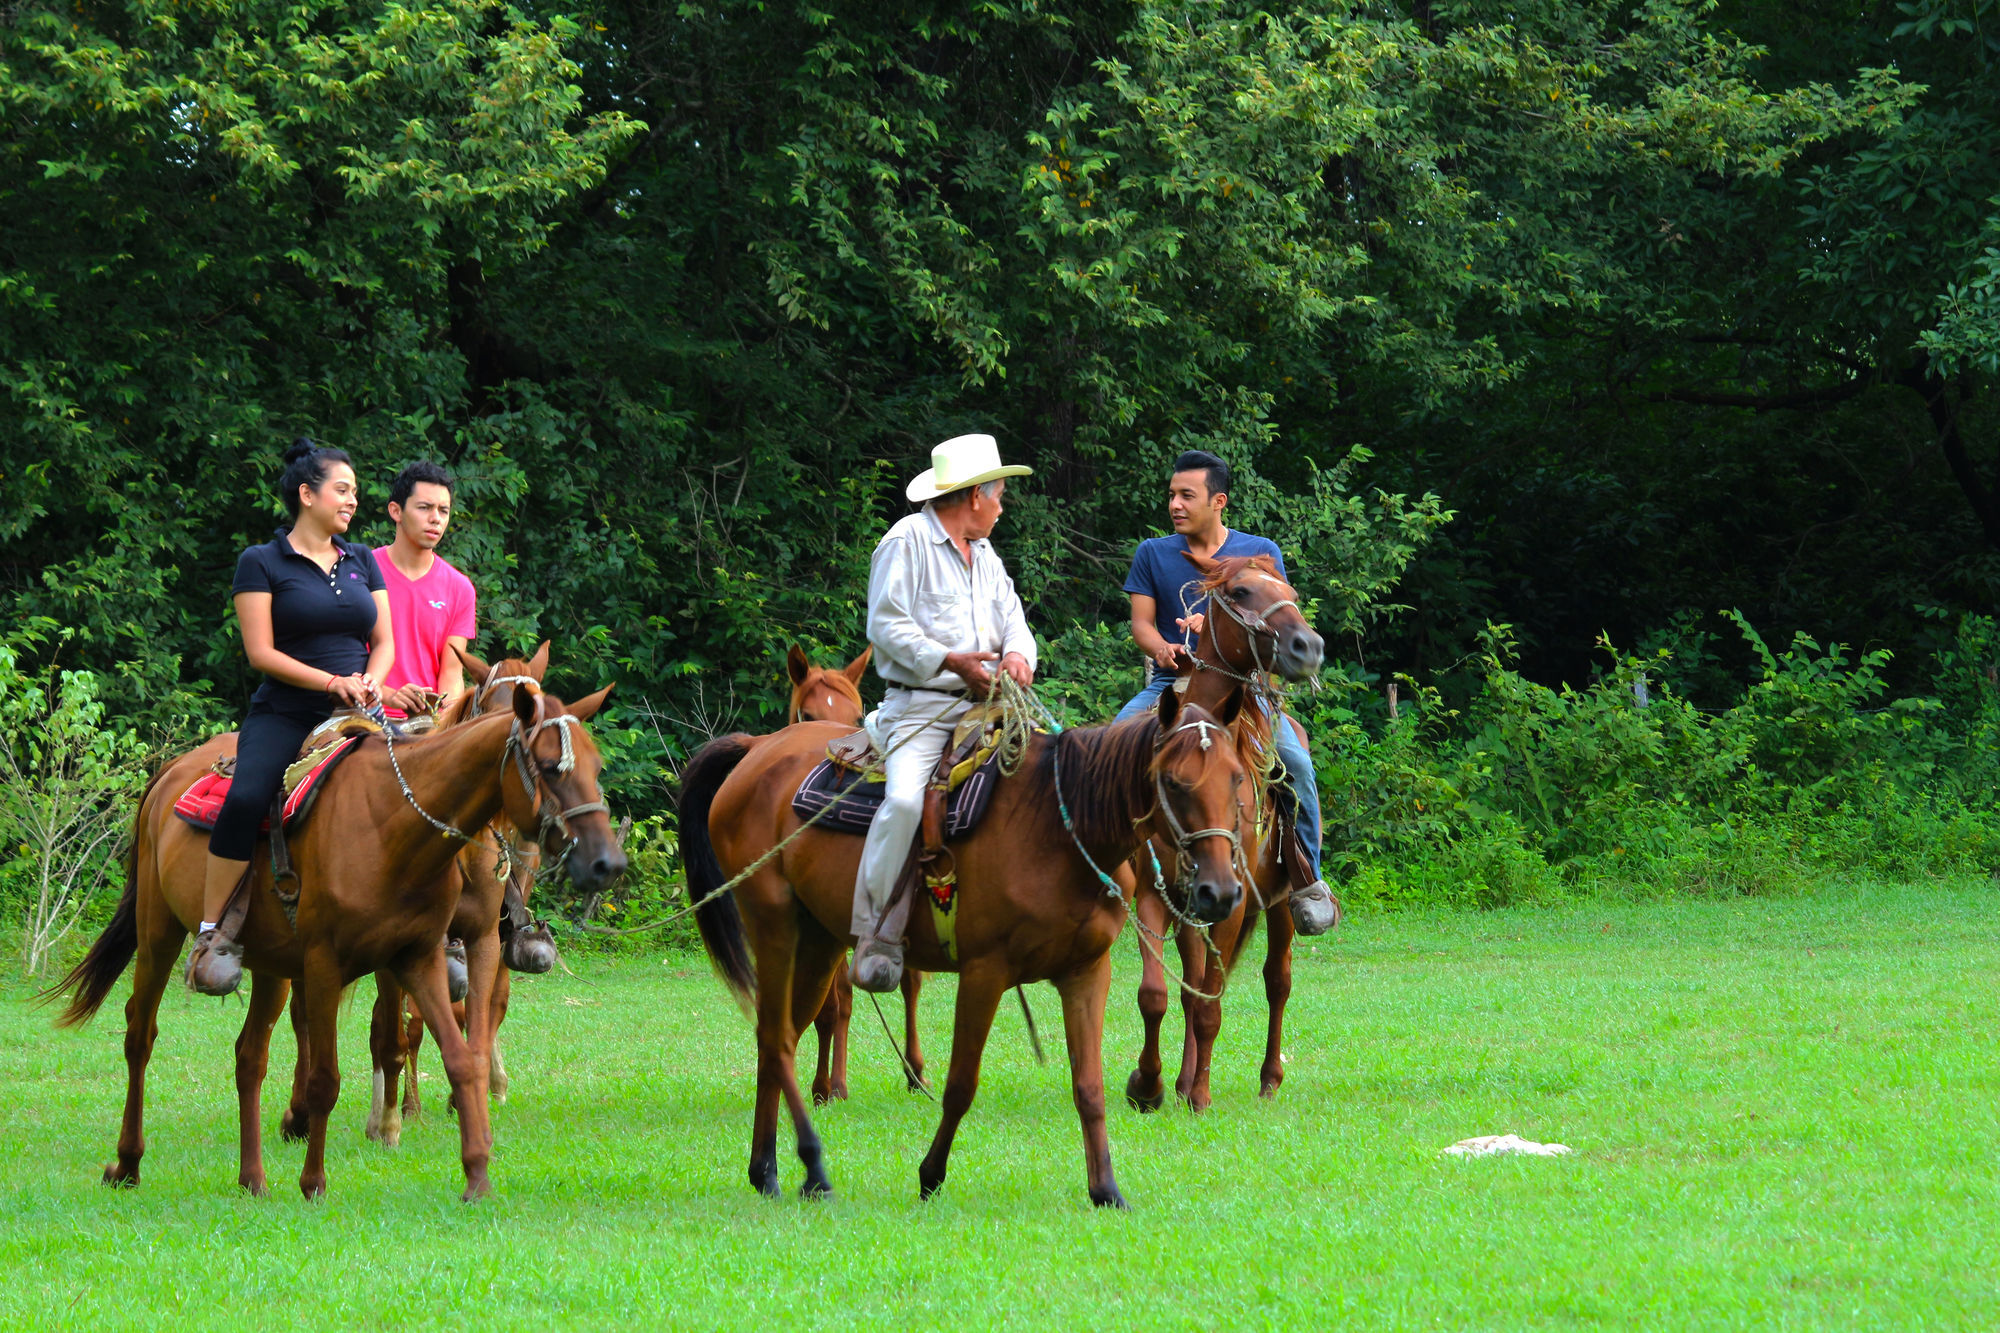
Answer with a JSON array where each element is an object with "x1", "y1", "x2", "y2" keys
[
  {"x1": 790, "y1": 705, "x2": 1023, "y2": 839},
  {"x1": 170, "y1": 711, "x2": 401, "y2": 833}
]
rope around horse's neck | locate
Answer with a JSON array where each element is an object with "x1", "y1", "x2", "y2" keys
[{"x1": 991, "y1": 674, "x2": 1225, "y2": 1002}]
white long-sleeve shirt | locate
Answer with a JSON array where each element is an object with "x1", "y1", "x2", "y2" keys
[{"x1": 866, "y1": 504, "x2": 1037, "y2": 691}]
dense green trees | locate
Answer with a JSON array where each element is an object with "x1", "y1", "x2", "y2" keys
[{"x1": 3, "y1": 0, "x2": 1992, "y2": 762}]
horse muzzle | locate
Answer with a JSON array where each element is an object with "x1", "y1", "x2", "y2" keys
[
  {"x1": 1186, "y1": 876, "x2": 1242, "y2": 925},
  {"x1": 569, "y1": 836, "x2": 628, "y2": 893},
  {"x1": 1272, "y1": 623, "x2": 1325, "y2": 681}
]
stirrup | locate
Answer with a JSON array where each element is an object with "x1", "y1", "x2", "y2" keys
[
  {"x1": 184, "y1": 928, "x2": 244, "y2": 997},
  {"x1": 852, "y1": 938, "x2": 905, "y2": 994},
  {"x1": 1290, "y1": 879, "x2": 1341, "y2": 937},
  {"x1": 444, "y1": 939, "x2": 469, "y2": 1003}
]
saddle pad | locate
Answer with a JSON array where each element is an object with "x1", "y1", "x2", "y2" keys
[
  {"x1": 172, "y1": 737, "x2": 360, "y2": 833},
  {"x1": 791, "y1": 750, "x2": 1003, "y2": 839}
]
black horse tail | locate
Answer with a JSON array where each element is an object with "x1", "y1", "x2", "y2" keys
[
  {"x1": 680, "y1": 733, "x2": 759, "y2": 1011},
  {"x1": 45, "y1": 763, "x2": 167, "y2": 1028}
]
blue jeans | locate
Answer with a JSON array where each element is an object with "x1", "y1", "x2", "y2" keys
[{"x1": 1115, "y1": 674, "x2": 1323, "y2": 879}]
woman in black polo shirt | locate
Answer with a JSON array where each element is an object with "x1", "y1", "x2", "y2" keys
[{"x1": 186, "y1": 439, "x2": 395, "y2": 996}]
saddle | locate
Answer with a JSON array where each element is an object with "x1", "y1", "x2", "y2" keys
[
  {"x1": 172, "y1": 711, "x2": 411, "y2": 926},
  {"x1": 793, "y1": 704, "x2": 1033, "y2": 962}
]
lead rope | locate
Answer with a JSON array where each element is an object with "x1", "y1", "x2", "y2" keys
[
  {"x1": 991, "y1": 675, "x2": 1225, "y2": 1002},
  {"x1": 867, "y1": 991, "x2": 938, "y2": 1101}
]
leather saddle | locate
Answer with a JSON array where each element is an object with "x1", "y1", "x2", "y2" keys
[{"x1": 790, "y1": 704, "x2": 1016, "y2": 842}]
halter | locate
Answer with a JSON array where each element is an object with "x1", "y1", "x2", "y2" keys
[
  {"x1": 1148, "y1": 718, "x2": 1246, "y2": 914},
  {"x1": 505, "y1": 709, "x2": 611, "y2": 845},
  {"x1": 1185, "y1": 574, "x2": 1303, "y2": 685},
  {"x1": 473, "y1": 672, "x2": 544, "y2": 711}
]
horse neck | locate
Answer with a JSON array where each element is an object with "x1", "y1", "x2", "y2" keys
[
  {"x1": 367, "y1": 709, "x2": 515, "y2": 869},
  {"x1": 1051, "y1": 717, "x2": 1160, "y2": 866}
]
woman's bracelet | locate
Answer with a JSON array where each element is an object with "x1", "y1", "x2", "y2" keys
[{"x1": 325, "y1": 674, "x2": 339, "y2": 695}]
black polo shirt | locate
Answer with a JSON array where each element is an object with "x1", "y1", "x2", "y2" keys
[{"x1": 232, "y1": 529, "x2": 385, "y2": 709}]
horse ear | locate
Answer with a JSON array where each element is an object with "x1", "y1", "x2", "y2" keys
[
  {"x1": 512, "y1": 681, "x2": 542, "y2": 726},
  {"x1": 786, "y1": 644, "x2": 810, "y2": 686},
  {"x1": 1181, "y1": 550, "x2": 1221, "y2": 577},
  {"x1": 1155, "y1": 683, "x2": 1183, "y2": 729},
  {"x1": 564, "y1": 684, "x2": 614, "y2": 723},
  {"x1": 1217, "y1": 687, "x2": 1245, "y2": 727},
  {"x1": 456, "y1": 645, "x2": 492, "y2": 685},
  {"x1": 843, "y1": 646, "x2": 872, "y2": 684},
  {"x1": 527, "y1": 640, "x2": 551, "y2": 681}
]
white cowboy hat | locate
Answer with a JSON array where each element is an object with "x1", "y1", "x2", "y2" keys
[{"x1": 905, "y1": 433, "x2": 1033, "y2": 504}]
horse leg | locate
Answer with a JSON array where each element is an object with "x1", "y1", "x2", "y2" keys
[
  {"x1": 104, "y1": 917, "x2": 182, "y2": 1188},
  {"x1": 745, "y1": 906, "x2": 800, "y2": 1199},
  {"x1": 1055, "y1": 951, "x2": 1125, "y2": 1209},
  {"x1": 297, "y1": 950, "x2": 345, "y2": 1199},
  {"x1": 488, "y1": 964, "x2": 513, "y2": 1103},
  {"x1": 1260, "y1": 896, "x2": 1296, "y2": 1099},
  {"x1": 402, "y1": 999, "x2": 426, "y2": 1120},
  {"x1": 280, "y1": 987, "x2": 311, "y2": 1142},
  {"x1": 916, "y1": 962, "x2": 1009, "y2": 1202},
  {"x1": 234, "y1": 970, "x2": 290, "y2": 1195},
  {"x1": 1124, "y1": 886, "x2": 1171, "y2": 1112},
  {"x1": 457, "y1": 927, "x2": 504, "y2": 1152},
  {"x1": 831, "y1": 960, "x2": 852, "y2": 1100},
  {"x1": 366, "y1": 973, "x2": 407, "y2": 1147},
  {"x1": 785, "y1": 923, "x2": 844, "y2": 1198},
  {"x1": 901, "y1": 968, "x2": 927, "y2": 1092},
  {"x1": 1172, "y1": 924, "x2": 1203, "y2": 1105},
  {"x1": 1184, "y1": 940, "x2": 1226, "y2": 1114},
  {"x1": 394, "y1": 944, "x2": 494, "y2": 1201},
  {"x1": 811, "y1": 974, "x2": 838, "y2": 1107}
]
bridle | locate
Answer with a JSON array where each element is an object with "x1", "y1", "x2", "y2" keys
[
  {"x1": 504, "y1": 698, "x2": 611, "y2": 847},
  {"x1": 1184, "y1": 572, "x2": 1303, "y2": 686},
  {"x1": 1142, "y1": 716, "x2": 1250, "y2": 926}
]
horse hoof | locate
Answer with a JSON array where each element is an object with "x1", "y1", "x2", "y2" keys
[
  {"x1": 280, "y1": 1110, "x2": 309, "y2": 1143},
  {"x1": 461, "y1": 1179, "x2": 493, "y2": 1203},
  {"x1": 1089, "y1": 1184, "x2": 1129, "y2": 1210},
  {"x1": 800, "y1": 1179, "x2": 833, "y2": 1201},
  {"x1": 299, "y1": 1177, "x2": 327, "y2": 1201},
  {"x1": 239, "y1": 1175, "x2": 269, "y2": 1197},
  {"x1": 101, "y1": 1164, "x2": 137, "y2": 1188},
  {"x1": 904, "y1": 1068, "x2": 929, "y2": 1094},
  {"x1": 918, "y1": 1169, "x2": 945, "y2": 1201},
  {"x1": 1258, "y1": 1079, "x2": 1283, "y2": 1100},
  {"x1": 1123, "y1": 1071, "x2": 1164, "y2": 1113},
  {"x1": 811, "y1": 1082, "x2": 832, "y2": 1107}
]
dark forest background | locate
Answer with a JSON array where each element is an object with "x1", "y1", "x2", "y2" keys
[{"x1": 5, "y1": 0, "x2": 2000, "y2": 910}]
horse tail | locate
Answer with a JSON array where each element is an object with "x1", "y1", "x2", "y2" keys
[
  {"x1": 679, "y1": 733, "x2": 759, "y2": 1009},
  {"x1": 45, "y1": 763, "x2": 165, "y2": 1028}
]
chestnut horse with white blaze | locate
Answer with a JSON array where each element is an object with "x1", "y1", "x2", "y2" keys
[
  {"x1": 49, "y1": 680, "x2": 621, "y2": 1200},
  {"x1": 681, "y1": 686, "x2": 1249, "y2": 1207},
  {"x1": 783, "y1": 644, "x2": 930, "y2": 1103}
]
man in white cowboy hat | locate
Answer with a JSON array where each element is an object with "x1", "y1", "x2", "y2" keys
[{"x1": 851, "y1": 433, "x2": 1037, "y2": 992}]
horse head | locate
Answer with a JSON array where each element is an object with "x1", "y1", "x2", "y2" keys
[
  {"x1": 496, "y1": 675, "x2": 628, "y2": 895},
  {"x1": 786, "y1": 643, "x2": 870, "y2": 725},
  {"x1": 1149, "y1": 687, "x2": 1247, "y2": 925},
  {"x1": 1184, "y1": 553, "x2": 1324, "y2": 681}
]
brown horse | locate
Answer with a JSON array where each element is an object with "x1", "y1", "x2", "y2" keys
[
  {"x1": 337, "y1": 644, "x2": 570, "y2": 1146},
  {"x1": 1124, "y1": 553, "x2": 1329, "y2": 1113},
  {"x1": 50, "y1": 680, "x2": 622, "y2": 1200},
  {"x1": 783, "y1": 644, "x2": 930, "y2": 1104},
  {"x1": 682, "y1": 686, "x2": 1248, "y2": 1207}
]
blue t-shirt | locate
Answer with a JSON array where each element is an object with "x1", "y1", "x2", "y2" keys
[
  {"x1": 232, "y1": 529, "x2": 385, "y2": 709},
  {"x1": 1123, "y1": 530, "x2": 1288, "y2": 671}
]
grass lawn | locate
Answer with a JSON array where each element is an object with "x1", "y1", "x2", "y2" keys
[{"x1": 3, "y1": 877, "x2": 1997, "y2": 1330}]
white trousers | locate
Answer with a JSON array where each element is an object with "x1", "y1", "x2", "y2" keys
[{"x1": 852, "y1": 687, "x2": 970, "y2": 935}]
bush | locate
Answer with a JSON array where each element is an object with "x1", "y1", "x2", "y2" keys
[{"x1": 0, "y1": 647, "x2": 150, "y2": 975}]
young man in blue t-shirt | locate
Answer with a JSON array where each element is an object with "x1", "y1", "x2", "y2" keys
[{"x1": 1115, "y1": 450, "x2": 1337, "y2": 935}]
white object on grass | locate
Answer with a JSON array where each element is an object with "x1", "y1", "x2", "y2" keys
[{"x1": 1444, "y1": 1134, "x2": 1572, "y2": 1158}]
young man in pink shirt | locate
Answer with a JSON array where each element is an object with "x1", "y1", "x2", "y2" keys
[{"x1": 375, "y1": 461, "x2": 477, "y2": 718}]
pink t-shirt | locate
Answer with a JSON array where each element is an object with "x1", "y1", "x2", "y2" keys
[{"x1": 375, "y1": 547, "x2": 477, "y2": 694}]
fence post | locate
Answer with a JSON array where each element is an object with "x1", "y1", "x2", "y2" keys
[
  {"x1": 1387, "y1": 681, "x2": 1399, "y2": 721},
  {"x1": 1633, "y1": 672, "x2": 1650, "y2": 707}
]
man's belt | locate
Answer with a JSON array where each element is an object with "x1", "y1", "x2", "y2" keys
[{"x1": 886, "y1": 683, "x2": 966, "y2": 697}]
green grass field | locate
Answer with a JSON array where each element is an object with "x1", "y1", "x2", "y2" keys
[{"x1": 4, "y1": 878, "x2": 1998, "y2": 1329}]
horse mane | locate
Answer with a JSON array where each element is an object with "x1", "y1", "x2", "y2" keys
[
  {"x1": 1199, "y1": 553, "x2": 1284, "y2": 593},
  {"x1": 1039, "y1": 710, "x2": 1219, "y2": 852}
]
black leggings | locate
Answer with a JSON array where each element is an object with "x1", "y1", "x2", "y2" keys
[{"x1": 207, "y1": 701, "x2": 330, "y2": 861}]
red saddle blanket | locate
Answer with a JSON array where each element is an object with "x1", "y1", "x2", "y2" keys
[{"x1": 172, "y1": 738, "x2": 359, "y2": 833}]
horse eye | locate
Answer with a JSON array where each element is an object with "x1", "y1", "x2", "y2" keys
[{"x1": 1230, "y1": 587, "x2": 1250, "y2": 601}]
